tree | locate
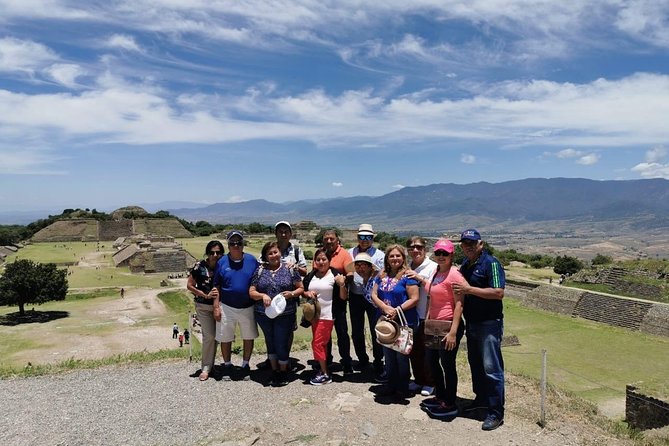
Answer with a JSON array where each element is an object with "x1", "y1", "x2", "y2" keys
[
  {"x1": 591, "y1": 254, "x2": 613, "y2": 266},
  {"x1": 0, "y1": 260, "x2": 68, "y2": 316},
  {"x1": 553, "y1": 255, "x2": 584, "y2": 275}
]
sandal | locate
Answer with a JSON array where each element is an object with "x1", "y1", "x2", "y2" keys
[{"x1": 199, "y1": 371, "x2": 209, "y2": 381}]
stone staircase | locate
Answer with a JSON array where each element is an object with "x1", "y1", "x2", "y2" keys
[{"x1": 573, "y1": 292, "x2": 653, "y2": 330}]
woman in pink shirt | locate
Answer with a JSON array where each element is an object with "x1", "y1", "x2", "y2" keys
[{"x1": 420, "y1": 239, "x2": 465, "y2": 419}]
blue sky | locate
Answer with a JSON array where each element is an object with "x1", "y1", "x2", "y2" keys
[{"x1": 1, "y1": 1, "x2": 669, "y2": 213}]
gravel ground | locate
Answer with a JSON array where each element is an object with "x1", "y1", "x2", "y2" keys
[{"x1": 0, "y1": 349, "x2": 633, "y2": 446}]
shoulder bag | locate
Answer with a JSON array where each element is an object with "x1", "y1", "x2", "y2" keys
[
  {"x1": 377, "y1": 306, "x2": 413, "y2": 355},
  {"x1": 424, "y1": 271, "x2": 453, "y2": 350}
]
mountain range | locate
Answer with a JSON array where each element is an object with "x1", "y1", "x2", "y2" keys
[{"x1": 167, "y1": 178, "x2": 669, "y2": 236}]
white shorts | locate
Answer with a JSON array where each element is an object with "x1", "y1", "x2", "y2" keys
[{"x1": 215, "y1": 303, "x2": 259, "y2": 342}]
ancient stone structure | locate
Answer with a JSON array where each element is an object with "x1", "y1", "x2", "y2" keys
[
  {"x1": 510, "y1": 284, "x2": 669, "y2": 338},
  {"x1": 32, "y1": 218, "x2": 192, "y2": 242},
  {"x1": 113, "y1": 235, "x2": 196, "y2": 274},
  {"x1": 626, "y1": 385, "x2": 669, "y2": 430}
]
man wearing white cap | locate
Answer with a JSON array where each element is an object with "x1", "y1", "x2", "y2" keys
[
  {"x1": 348, "y1": 224, "x2": 385, "y2": 376},
  {"x1": 274, "y1": 221, "x2": 307, "y2": 277}
]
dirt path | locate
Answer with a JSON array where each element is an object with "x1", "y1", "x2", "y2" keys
[{"x1": 10, "y1": 284, "x2": 186, "y2": 365}]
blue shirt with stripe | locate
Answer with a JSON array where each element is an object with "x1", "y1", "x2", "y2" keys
[{"x1": 460, "y1": 250, "x2": 505, "y2": 322}]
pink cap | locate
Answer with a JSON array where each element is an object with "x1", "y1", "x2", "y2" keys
[{"x1": 433, "y1": 239, "x2": 455, "y2": 254}]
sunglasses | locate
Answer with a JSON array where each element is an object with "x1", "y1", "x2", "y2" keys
[
  {"x1": 434, "y1": 250, "x2": 451, "y2": 257},
  {"x1": 358, "y1": 235, "x2": 373, "y2": 241},
  {"x1": 408, "y1": 245, "x2": 425, "y2": 250},
  {"x1": 228, "y1": 241, "x2": 243, "y2": 247},
  {"x1": 208, "y1": 251, "x2": 222, "y2": 256}
]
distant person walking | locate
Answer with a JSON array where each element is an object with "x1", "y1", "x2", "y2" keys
[
  {"x1": 184, "y1": 328, "x2": 190, "y2": 344},
  {"x1": 120, "y1": 288, "x2": 124, "y2": 299},
  {"x1": 453, "y1": 229, "x2": 506, "y2": 431},
  {"x1": 172, "y1": 323, "x2": 179, "y2": 339},
  {"x1": 187, "y1": 240, "x2": 223, "y2": 381},
  {"x1": 178, "y1": 332, "x2": 184, "y2": 347}
]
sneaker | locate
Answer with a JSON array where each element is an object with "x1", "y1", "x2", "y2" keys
[
  {"x1": 310, "y1": 373, "x2": 332, "y2": 386},
  {"x1": 408, "y1": 382, "x2": 422, "y2": 394},
  {"x1": 240, "y1": 364, "x2": 251, "y2": 381},
  {"x1": 427, "y1": 402, "x2": 459, "y2": 418},
  {"x1": 343, "y1": 365, "x2": 354, "y2": 376},
  {"x1": 270, "y1": 371, "x2": 288, "y2": 387},
  {"x1": 482, "y1": 414, "x2": 504, "y2": 431},
  {"x1": 420, "y1": 397, "x2": 444, "y2": 409},
  {"x1": 421, "y1": 386, "x2": 435, "y2": 396},
  {"x1": 374, "y1": 370, "x2": 389, "y2": 384},
  {"x1": 221, "y1": 364, "x2": 233, "y2": 381},
  {"x1": 462, "y1": 397, "x2": 487, "y2": 412}
]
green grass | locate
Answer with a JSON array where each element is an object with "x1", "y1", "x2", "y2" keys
[
  {"x1": 7, "y1": 241, "x2": 109, "y2": 264},
  {"x1": 0, "y1": 348, "x2": 191, "y2": 378},
  {"x1": 504, "y1": 297, "x2": 669, "y2": 400},
  {"x1": 65, "y1": 266, "x2": 164, "y2": 288},
  {"x1": 66, "y1": 288, "x2": 120, "y2": 301}
]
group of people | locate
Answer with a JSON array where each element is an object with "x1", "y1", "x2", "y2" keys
[{"x1": 186, "y1": 222, "x2": 506, "y2": 431}]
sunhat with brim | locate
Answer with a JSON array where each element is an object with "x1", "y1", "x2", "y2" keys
[
  {"x1": 301, "y1": 297, "x2": 321, "y2": 322},
  {"x1": 345, "y1": 252, "x2": 378, "y2": 274},
  {"x1": 265, "y1": 294, "x2": 286, "y2": 319},
  {"x1": 375, "y1": 317, "x2": 400, "y2": 344},
  {"x1": 357, "y1": 223, "x2": 375, "y2": 236}
]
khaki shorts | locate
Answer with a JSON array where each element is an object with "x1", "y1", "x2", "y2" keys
[{"x1": 215, "y1": 303, "x2": 259, "y2": 342}]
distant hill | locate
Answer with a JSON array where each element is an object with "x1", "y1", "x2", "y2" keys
[{"x1": 169, "y1": 178, "x2": 669, "y2": 235}]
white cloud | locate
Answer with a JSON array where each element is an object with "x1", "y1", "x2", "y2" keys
[
  {"x1": 225, "y1": 195, "x2": 245, "y2": 203},
  {"x1": 460, "y1": 154, "x2": 477, "y2": 164},
  {"x1": 576, "y1": 153, "x2": 600, "y2": 165},
  {"x1": 645, "y1": 145, "x2": 667, "y2": 162},
  {"x1": 0, "y1": 145, "x2": 65, "y2": 174},
  {"x1": 105, "y1": 34, "x2": 142, "y2": 52},
  {"x1": 392, "y1": 184, "x2": 404, "y2": 189},
  {"x1": 555, "y1": 148, "x2": 582, "y2": 158},
  {"x1": 631, "y1": 162, "x2": 669, "y2": 179},
  {"x1": 332, "y1": 182, "x2": 343, "y2": 187},
  {"x1": 615, "y1": 1, "x2": 669, "y2": 48},
  {"x1": 631, "y1": 145, "x2": 669, "y2": 179},
  {"x1": 45, "y1": 64, "x2": 86, "y2": 88},
  {"x1": 0, "y1": 37, "x2": 58, "y2": 73}
]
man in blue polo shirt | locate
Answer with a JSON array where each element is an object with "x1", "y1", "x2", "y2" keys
[
  {"x1": 213, "y1": 230, "x2": 259, "y2": 380},
  {"x1": 453, "y1": 229, "x2": 506, "y2": 431}
]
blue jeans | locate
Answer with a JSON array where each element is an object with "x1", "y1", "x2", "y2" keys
[
  {"x1": 466, "y1": 319, "x2": 505, "y2": 418},
  {"x1": 383, "y1": 346, "x2": 411, "y2": 393},
  {"x1": 256, "y1": 312, "x2": 295, "y2": 366}
]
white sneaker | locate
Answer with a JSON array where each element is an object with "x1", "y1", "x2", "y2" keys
[{"x1": 421, "y1": 386, "x2": 434, "y2": 396}]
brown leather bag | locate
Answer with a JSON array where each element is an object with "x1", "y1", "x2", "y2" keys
[{"x1": 424, "y1": 319, "x2": 452, "y2": 349}]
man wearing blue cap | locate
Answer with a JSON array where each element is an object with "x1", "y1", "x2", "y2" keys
[
  {"x1": 453, "y1": 229, "x2": 506, "y2": 431},
  {"x1": 213, "y1": 230, "x2": 259, "y2": 380}
]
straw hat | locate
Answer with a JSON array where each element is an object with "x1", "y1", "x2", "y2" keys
[
  {"x1": 265, "y1": 294, "x2": 286, "y2": 319},
  {"x1": 345, "y1": 252, "x2": 378, "y2": 274},
  {"x1": 301, "y1": 298, "x2": 321, "y2": 322},
  {"x1": 375, "y1": 317, "x2": 400, "y2": 344}
]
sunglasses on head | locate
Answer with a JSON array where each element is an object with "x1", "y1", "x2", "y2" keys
[
  {"x1": 408, "y1": 245, "x2": 425, "y2": 250},
  {"x1": 228, "y1": 241, "x2": 243, "y2": 247},
  {"x1": 358, "y1": 234, "x2": 373, "y2": 241},
  {"x1": 208, "y1": 250, "x2": 222, "y2": 256},
  {"x1": 434, "y1": 250, "x2": 451, "y2": 257}
]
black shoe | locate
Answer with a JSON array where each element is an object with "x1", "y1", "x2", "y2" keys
[
  {"x1": 343, "y1": 364, "x2": 354, "y2": 376},
  {"x1": 374, "y1": 370, "x2": 389, "y2": 384},
  {"x1": 271, "y1": 371, "x2": 288, "y2": 387},
  {"x1": 268, "y1": 370, "x2": 280, "y2": 387},
  {"x1": 482, "y1": 414, "x2": 504, "y2": 431},
  {"x1": 256, "y1": 359, "x2": 271, "y2": 370},
  {"x1": 354, "y1": 361, "x2": 369, "y2": 372},
  {"x1": 462, "y1": 397, "x2": 487, "y2": 412}
]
